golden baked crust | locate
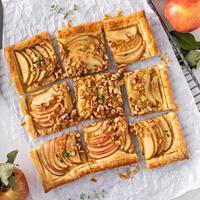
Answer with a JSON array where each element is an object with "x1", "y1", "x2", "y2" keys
[
  {"x1": 131, "y1": 112, "x2": 189, "y2": 169},
  {"x1": 30, "y1": 131, "x2": 91, "y2": 192},
  {"x1": 56, "y1": 21, "x2": 109, "y2": 77},
  {"x1": 19, "y1": 82, "x2": 78, "y2": 138},
  {"x1": 74, "y1": 73, "x2": 124, "y2": 119},
  {"x1": 103, "y1": 10, "x2": 159, "y2": 66},
  {"x1": 125, "y1": 64, "x2": 177, "y2": 116},
  {"x1": 4, "y1": 32, "x2": 62, "y2": 95},
  {"x1": 84, "y1": 116, "x2": 138, "y2": 172}
]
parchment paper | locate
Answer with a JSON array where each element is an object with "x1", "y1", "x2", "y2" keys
[{"x1": 1, "y1": 0, "x2": 200, "y2": 200}]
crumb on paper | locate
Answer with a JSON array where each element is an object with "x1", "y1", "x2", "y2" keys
[
  {"x1": 118, "y1": 167, "x2": 131, "y2": 179},
  {"x1": 160, "y1": 53, "x2": 171, "y2": 64},
  {"x1": 118, "y1": 164, "x2": 140, "y2": 180},
  {"x1": 90, "y1": 177, "x2": 97, "y2": 183},
  {"x1": 20, "y1": 121, "x2": 26, "y2": 126}
]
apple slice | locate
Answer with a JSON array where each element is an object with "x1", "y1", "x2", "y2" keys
[
  {"x1": 152, "y1": 121, "x2": 165, "y2": 156},
  {"x1": 39, "y1": 144, "x2": 65, "y2": 176},
  {"x1": 47, "y1": 140, "x2": 68, "y2": 171},
  {"x1": 114, "y1": 41, "x2": 145, "y2": 64},
  {"x1": 140, "y1": 125, "x2": 155, "y2": 160},
  {"x1": 159, "y1": 116, "x2": 173, "y2": 152},
  {"x1": 151, "y1": 76, "x2": 163, "y2": 105},
  {"x1": 88, "y1": 131, "x2": 113, "y2": 145},
  {"x1": 14, "y1": 51, "x2": 30, "y2": 84},
  {"x1": 116, "y1": 35, "x2": 143, "y2": 56},
  {"x1": 143, "y1": 73, "x2": 157, "y2": 106},
  {"x1": 84, "y1": 122, "x2": 102, "y2": 133},
  {"x1": 88, "y1": 144, "x2": 118, "y2": 160}
]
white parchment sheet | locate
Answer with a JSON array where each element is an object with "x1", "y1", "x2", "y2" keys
[{"x1": 1, "y1": 0, "x2": 200, "y2": 200}]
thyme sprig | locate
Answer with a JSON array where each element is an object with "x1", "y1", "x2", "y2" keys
[
  {"x1": 80, "y1": 189, "x2": 107, "y2": 200},
  {"x1": 50, "y1": 4, "x2": 78, "y2": 19}
]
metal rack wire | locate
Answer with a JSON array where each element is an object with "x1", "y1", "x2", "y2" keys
[{"x1": 148, "y1": 0, "x2": 200, "y2": 112}]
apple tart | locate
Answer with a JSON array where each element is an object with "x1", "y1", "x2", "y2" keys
[
  {"x1": 103, "y1": 11, "x2": 159, "y2": 66},
  {"x1": 125, "y1": 64, "x2": 176, "y2": 116},
  {"x1": 4, "y1": 32, "x2": 62, "y2": 95},
  {"x1": 131, "y1": 112, "x2": 189, "y2": 168},
  {"x1": 56, "y1": 22, "x2": 109, "y2": 77},
  {"x1": 30, "y1": 131, "x2": 91, "y2": 192},
  {"x1": 19, "y1": 82, "x2": 78, "y2": 138},
  {"x1": 74, "y1": 73, "x2": 124, "y2": 120},
  {"x1": 84, "y1": 116, "x2": 138, "y2": 172}
]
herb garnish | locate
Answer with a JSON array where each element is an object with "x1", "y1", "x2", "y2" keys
[
  {"x1": 50, "y1": 4, "x2": 78, "y2": 19},
  {"x1": 64, "y1": 151, "x2": 70, "y2": 158},
  {"x1": 79, "y1": 189, "x2": 107, "y2": 200},
  {"x1": 170, "y1": 31, "x2": 200, "y2": 69},
  {"x1": 33, "y1": 57, "x2": 43, "y2": 65},
  {"x1": 96, "y1": 87, "x2": 105, "y2": 103}
]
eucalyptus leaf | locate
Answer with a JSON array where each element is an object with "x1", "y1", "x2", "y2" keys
[
  {"x1": 171, "y1": 31, "x2": 200, "y2": 51},
  {"x1": 196, "y1": 59, "x2": 200, "y2": 68},
  {"x1": 6, "y1": 150, "x2": 18, "y2": 164},
  {"x1": 0, "y1": 163, "x2": 14, "y2": 186},
  {"x1": 8, "y1": 174, "x2": 15, "y2": 188},
  {"x1": 185, "y1": 50, "x2": 200, "y2": 67}
]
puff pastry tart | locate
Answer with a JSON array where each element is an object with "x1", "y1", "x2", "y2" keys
[
  {"x1": 125, "y1": 64, "x2": 176, "y2": 116},
  {"x1": 56, "y1": 22, "x2": 109, "y2": 77},
  {"x1": 103, "y1": 11, "x2": 159, "y2": 66},
  {"x1": 4, "y1": 32, "x2": 62, "y2": 95},
  {"x1": 19, "y1": 82, "x2": 78, "y2": 138},
  {"x1": 74, "y1": 73, "x2": 124, "y2": 120},
  {"x1": 131, "y1": 112, "x2": 189, "y2": 169},
  {"x1": 84, "y1": 116, "x2": 138, "y2": 172},
  {"x1": 30, "y1": 131, "x2": 91, "y2": 192}
]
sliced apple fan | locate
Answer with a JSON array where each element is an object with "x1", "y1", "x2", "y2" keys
[
  {"x1": 56, "y1": 21, "x2": 109, "y2": 77},
  {"x1": 131, "y1": 112, "x2": 189, "y2": 169},
  {"x1": 103, "y1": 10, "x2": 159, "y2": 66},
  {"x1": 19, "y1": 82, "x2": 78, "y2": 138},
  {"x1": 125, "y1": 64, "x2": 177, "y2": 116},
  {"x1": 30, "y1": 117, "x2": 138, "y2": 192},
  {"x1": 74, "y1": 73, "x2": 124, "y2": 120},
  {"x1": 4, "y1": 32, "x2": 62, "y2": 95}
]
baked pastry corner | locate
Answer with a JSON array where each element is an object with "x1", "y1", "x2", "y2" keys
[
  {"x1": 131, "y1": 112, "x2": 189, "y2": 169},
  {"x1": 125, "y1": 64, "x2": 177, "y2": 116},
  {"x1": 84, "y1": 116, "x2": 138, "y2": 172},
  {"x1": 19, "y1": 82, "x2": 78, "y2": 138},
  {"x1": 4, "y1": 31, "x2": 62, "y2": 95},
  {"x1": 103, "y1": 10, "x2": 159, "y2": 66},
  {"x1": 56, "y1": 21, "x2": 109, "y2": 77},
  {"x1": 30, "y1": 131, "x2": 91, "y2": 192}
]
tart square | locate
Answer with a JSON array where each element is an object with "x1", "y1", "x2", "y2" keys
[
  {"x1": 103, "y1": 10, "x2": 159, "y2": 66},
  {"x1": 19, "y1": 82, "x2": 78, "y2": 138},
  {"x1": 56, "y1": 21, "x2": 109, "y2": 77},
  {"x1": 4, "y1": 32, "x2": 62, "y2": 95},
  {"x1": 131, "y1": 112, "x2": 189, "y2": 169},
  {"x1": 74, "y1": 73, "x2": 124, "y2": 120},
  {"x1": 84, "y1": 116, "x2": 138, "y2": 172},
  {"x1": 30, "y1": 131, "x2": 91, "y2": 192},
  {"x1": 125, "y1": 64, "x2": 176, "y2": 116}
]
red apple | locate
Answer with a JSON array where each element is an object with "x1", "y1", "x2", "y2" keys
[
  {"x1": 0, "y1": 167, "x2": 29, "y2": 200},
  {"x1": 0, "y1": 150, "x2": 29, "y2": 200},
  {"x1": 164, "y1": 0, "x2": 200, "y2": 32}
]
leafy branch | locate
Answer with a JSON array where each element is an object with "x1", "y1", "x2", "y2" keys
[
  {"x1": 50, "y1": 4, "x2": 78, "y2": 19},
  {"x1": 171, "y1": 31, "x2": 200, "y2": 69}
]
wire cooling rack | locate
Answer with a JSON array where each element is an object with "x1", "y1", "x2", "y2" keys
[{"x1": 148, "y1": 0, "x2": 200, "y2": 112}]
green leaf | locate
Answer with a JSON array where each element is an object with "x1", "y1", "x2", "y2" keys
[
  {"x1": 8, "y1": 174, "x2": 15, "y2": 188},
  {"x1": 6, "y1": 150, "x2": 18, "y2": 164},
  {"x1": 170, "y1": 31, "x2": 200, "y2": 51},
  {"x1": 185, "y1": 50, "x2": 200, "y2": 67},
  {"x1": 0, "y1": 163, "x2": 14, "y2": 186},
  {"x1": 196, "y1": 59, "x2": 200, "y2": 68}
]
